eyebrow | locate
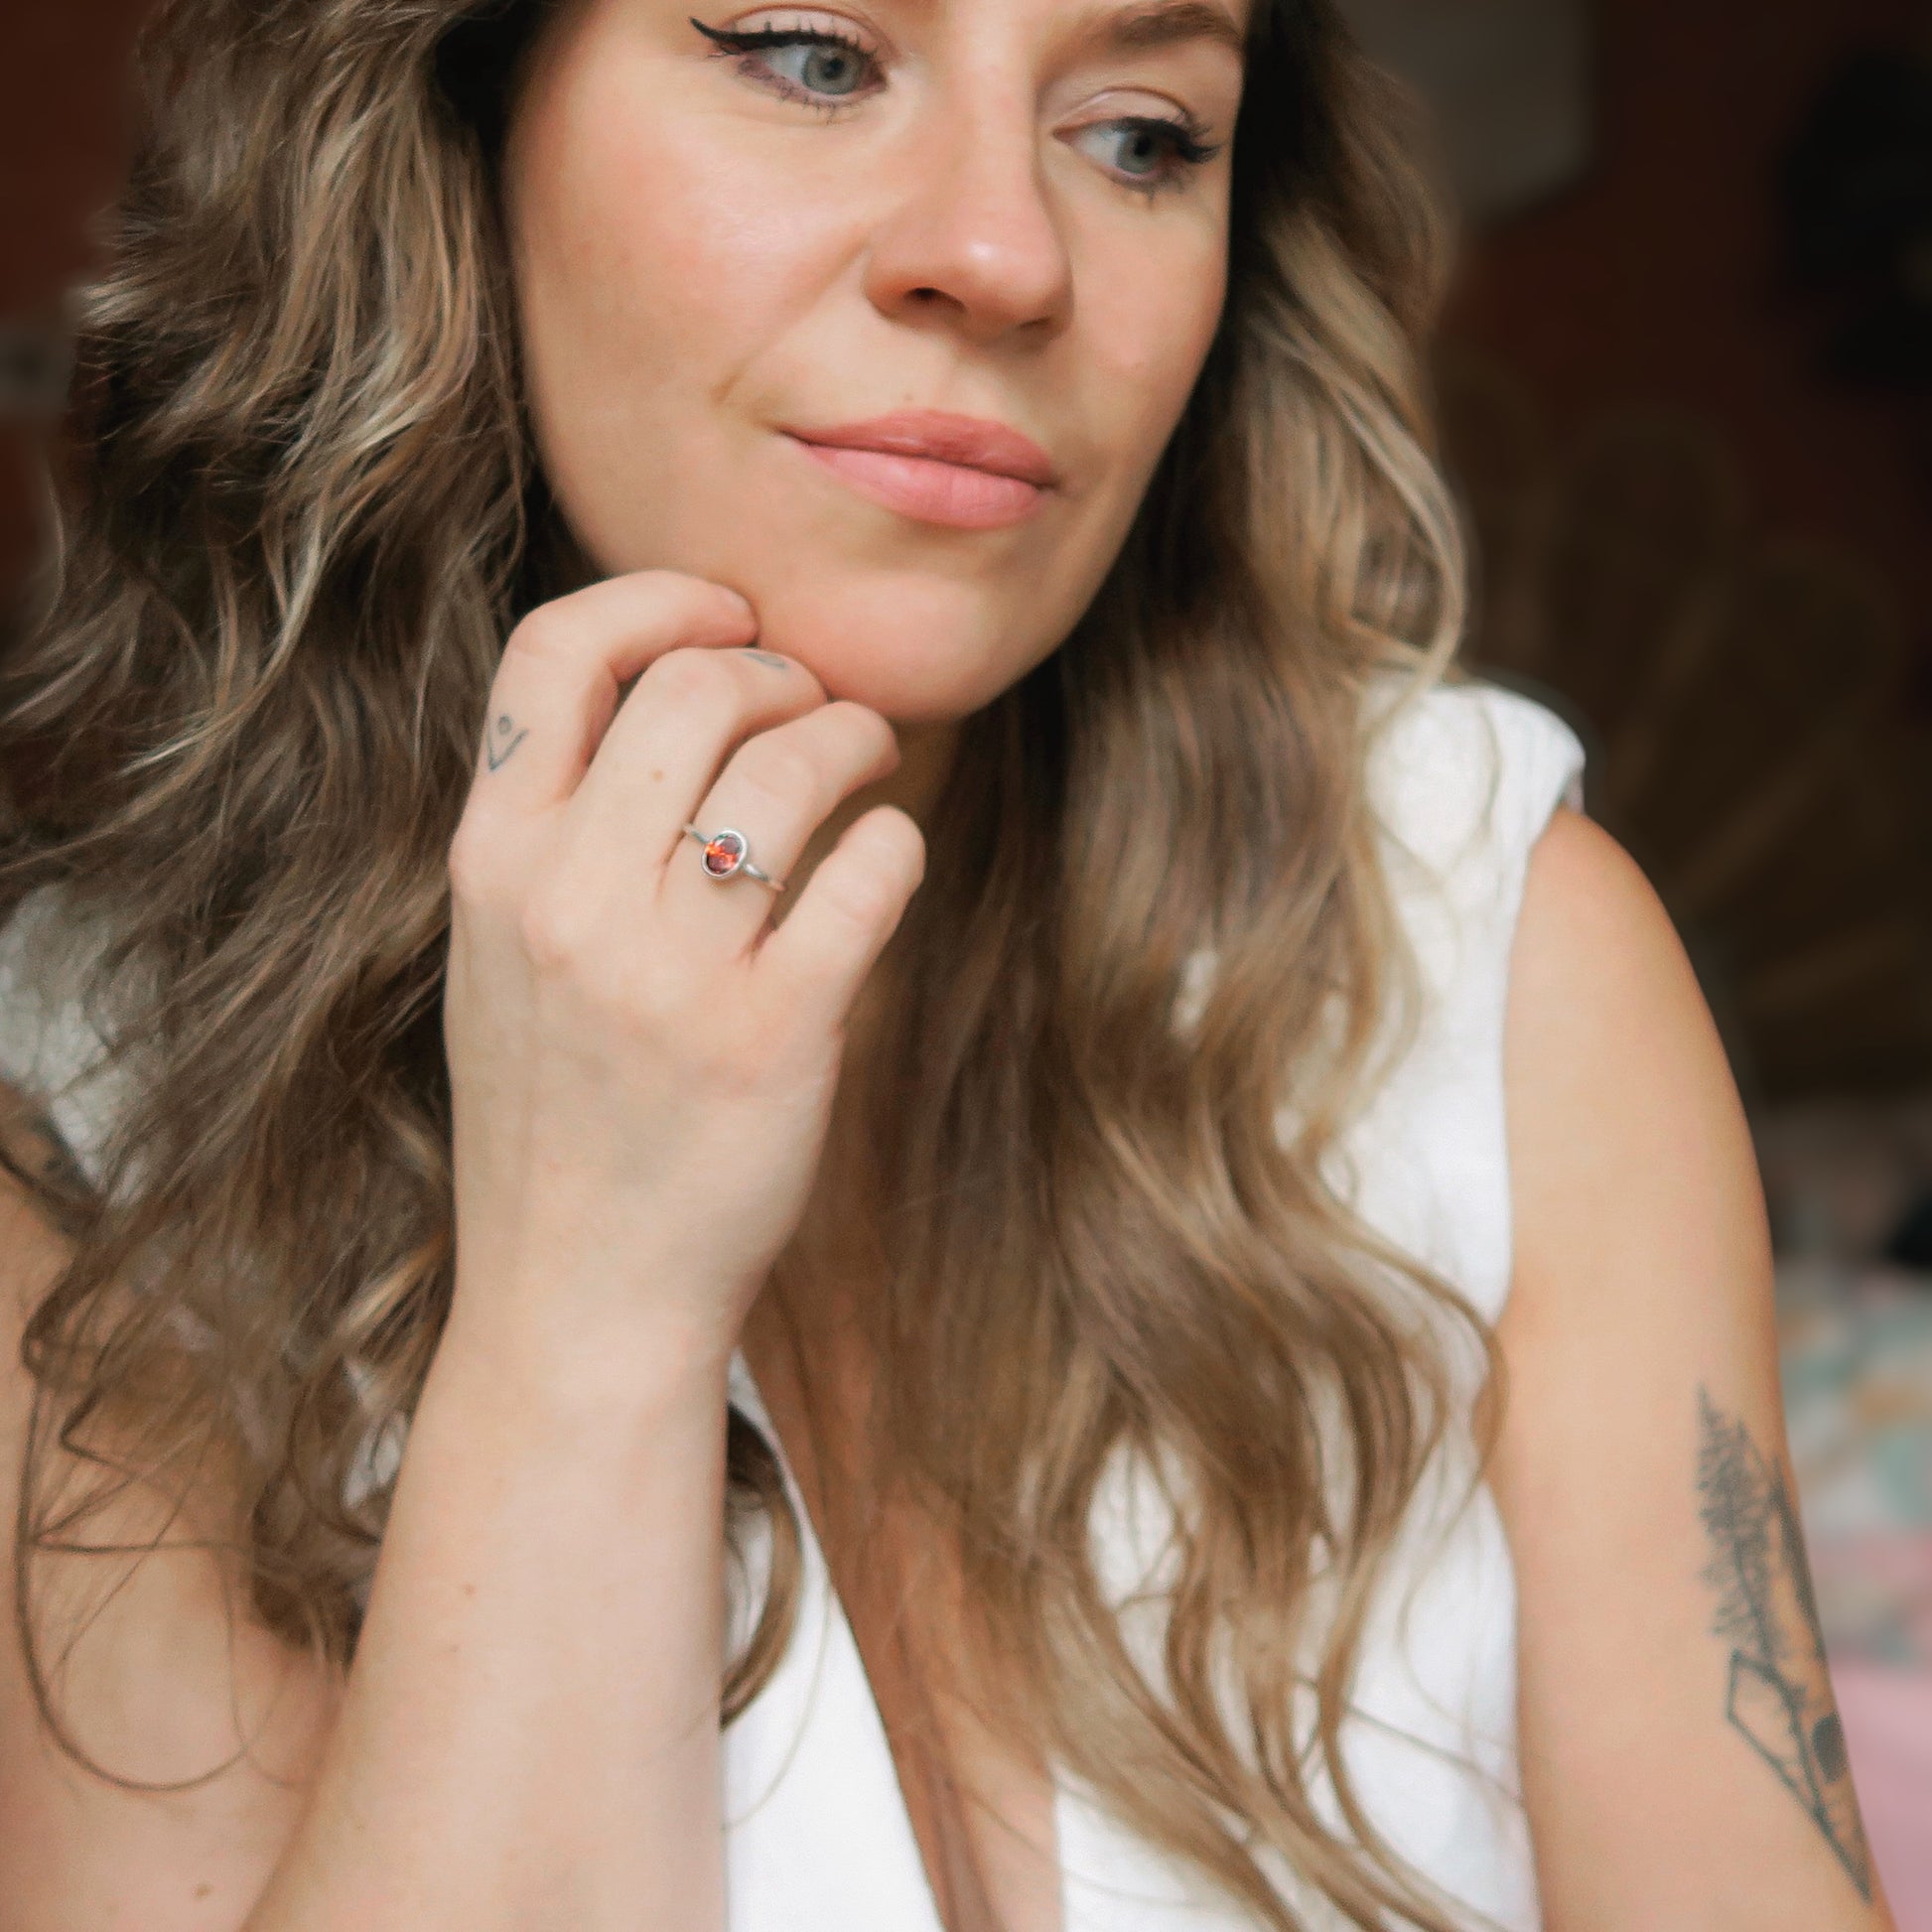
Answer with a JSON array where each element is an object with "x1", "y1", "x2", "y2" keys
[{"x1": 1078, "y1": 0, "x2": 1249, "y2": 63}]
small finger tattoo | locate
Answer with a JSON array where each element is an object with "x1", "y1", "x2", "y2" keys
[
  {"x1": 485, "y1": 712, "x2": 528, "y2": 771},
  {"x1": 740, "y1": 648, "x2": 791, "y2": 670}
]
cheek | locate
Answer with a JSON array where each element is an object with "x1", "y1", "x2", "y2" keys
[
  {"x1": 505, "y1": 55, "x2": 823, "y2": 539},
  {"x1": 1081, "y1": 228, "x2": 1229, "y2": 483},
  {"x1": 499, "y1": 32, "x2": 1232, "y2": 723}
]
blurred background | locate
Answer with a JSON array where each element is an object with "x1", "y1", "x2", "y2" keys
[
  {"x1": 1344, "y1": 0, "x2": 1932, "y2": 1913},
  {"x1": 3, "y1": 0, "x2": 1929, "y2": 1920}
]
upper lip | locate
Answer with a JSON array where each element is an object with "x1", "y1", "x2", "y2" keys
[{"x1": 783, "y1": 409, "x2": 1059, "y2": 488}]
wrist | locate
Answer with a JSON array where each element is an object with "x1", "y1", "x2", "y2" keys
[{"x1": 427, "y1": 1296, "x2": 738, "y2": 1442}]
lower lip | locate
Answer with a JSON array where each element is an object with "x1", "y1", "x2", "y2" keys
[{"x1": 785, "y1": 434, "x2": 1047, "y2": 530}]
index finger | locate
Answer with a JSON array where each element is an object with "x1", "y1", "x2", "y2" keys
[{"x1": 475, "y1": 571, "x2": 767, "y2": 809}]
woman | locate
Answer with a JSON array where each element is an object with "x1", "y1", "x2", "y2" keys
[{"x1": 0, "y1": 0, "x2": 1894, "y2": 1927}]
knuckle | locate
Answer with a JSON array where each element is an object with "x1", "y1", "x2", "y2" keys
[
  {"x1": 641, "y1": 645, "x2": 733, "y2": 708},
  {"x1": 832, "y1": 701, "x2": 901, "y2": 767},
  {"x1": 514, "y1": 886, "x2": 689, "y2": 1037},
  {"x1": 817, "y1": 859, "x2": 900, "y2": 930},
  {"x1": 827, "y1": 698, "x2": 889, "y2": 736},
  {"x1": 447, "y1": 838, "x2": 486, "y2": 908},
  {"x1": 732, "y1": 737, "x2": 818, "y2": 808},
  {"x1": 680, "y1": 571, "x2": 759, "y2": 629},
  {"x1": 515, "y1": 884, "x2": 597, "y2": 978},
  {"x1": 781, "y1": 657, "x2": 831, "y2": 706},
  {"x1": 872, "y1": 808, "x2": 927, "y2": 880},
  {"x1": 448, "y1": 813, "x2": 510, "y2": 906},
  {"x1": 503, "y1": 604, "x2": 573, "y2": 666}
]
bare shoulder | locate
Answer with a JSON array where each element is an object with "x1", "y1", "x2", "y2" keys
[
  {"x1": 0, "y1": 1079, "x2": 341, "y2": 1930},
  {"x1": 1499, "y1": 805, "x2": 1782, "y2": 1371},
  {"x1": 1485, "y1": 807, "x2": 1896, "y2": 1929}
]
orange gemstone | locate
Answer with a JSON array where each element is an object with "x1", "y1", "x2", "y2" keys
[{"x1": 703, "y1": 832, "x2": 744, "y2": 877}]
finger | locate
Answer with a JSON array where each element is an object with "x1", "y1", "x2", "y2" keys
[
  {"x1": 470, "y1": 572, "x2": 760, "y2": 815},
  {"x1": 751, "y1": 804, "x2": 927, "y2": 1036},
  {"x1": 565, "y1": 639, "x2": 830, "y2": 876},
  {"x1": 656, "y1": 700, "x2": 903, "y2": 956}
]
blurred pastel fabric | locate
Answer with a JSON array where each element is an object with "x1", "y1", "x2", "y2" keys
[{"x1": 1777, "y1": 1255, "x2": 1932, "y2": 1927}]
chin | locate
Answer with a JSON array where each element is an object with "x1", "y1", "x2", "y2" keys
[
  {"x1": 549, "y1": 459, "x2": 1082, "y2": 725},
  {"x1": 702, "y1": 566, "x2": 1056, "y2": 728}
]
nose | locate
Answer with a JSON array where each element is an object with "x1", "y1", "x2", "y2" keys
[{"x1": 860, "y1": 90, "x2": 1075, "y2": 346}]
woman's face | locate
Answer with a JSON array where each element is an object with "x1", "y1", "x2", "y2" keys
[{"x1": 502, "y1": 0, "x2": 1249, "y2": 726}]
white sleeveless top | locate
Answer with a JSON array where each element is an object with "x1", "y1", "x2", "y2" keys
[{"x1": 0, "y1": 673, "x2": 1586, "y2": 1932}]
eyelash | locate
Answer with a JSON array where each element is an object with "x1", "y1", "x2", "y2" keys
[{"x1": 686, "y1": 15, "x2": 1225, "y2": 201}]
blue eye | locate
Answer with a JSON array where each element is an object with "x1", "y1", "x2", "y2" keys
[
  {"x1": 690, "y1": 17, "x2": 881, "y2": 110},
  {"x1": 1073, "y1": 116, "x2": 1223, "y2": 198},
  {"x1": 688, "y1": 16, "x2": 1223, "y2": 198},
  {"x1": 766, "y1": 37, "x2": 868, "y2": 96}
]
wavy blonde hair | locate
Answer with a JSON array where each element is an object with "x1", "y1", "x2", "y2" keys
[{"x1": 0, "y1": 1, "x2": 1509, "y2": 1926}]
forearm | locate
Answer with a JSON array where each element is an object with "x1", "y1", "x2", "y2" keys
[{"x1": 243, "y1": 1311, "x2": 733, "y2": 1932}]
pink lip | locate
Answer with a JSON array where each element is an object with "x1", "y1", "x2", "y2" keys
[{"x1": 779, "y1": 408, "x2": 1058, "y2": 531}]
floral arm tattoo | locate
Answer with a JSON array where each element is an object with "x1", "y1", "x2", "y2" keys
[{"x1": 1695, "y1": 1384, "x2": 1874, "y2": 1902}]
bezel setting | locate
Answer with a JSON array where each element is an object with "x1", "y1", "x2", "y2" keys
[{"x1": 701, "y1": 828, "x2": 749, "y2": 880}]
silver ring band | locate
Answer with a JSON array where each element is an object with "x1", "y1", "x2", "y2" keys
[{"x1": 681, "y1": 823, "x2": 786, "y2": 893}]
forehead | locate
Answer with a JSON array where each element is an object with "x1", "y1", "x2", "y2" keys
[
  {"x1": 1042, "y1": 0, "x2": 1252, "y2": 56},
  {"x1": 871, "y1": 0, "x2": 1254, "y2": 59}
]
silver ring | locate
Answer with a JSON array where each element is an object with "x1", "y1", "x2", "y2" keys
[{"x1": 681, "y1": 823, "x2": 786, "y2": 893}]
